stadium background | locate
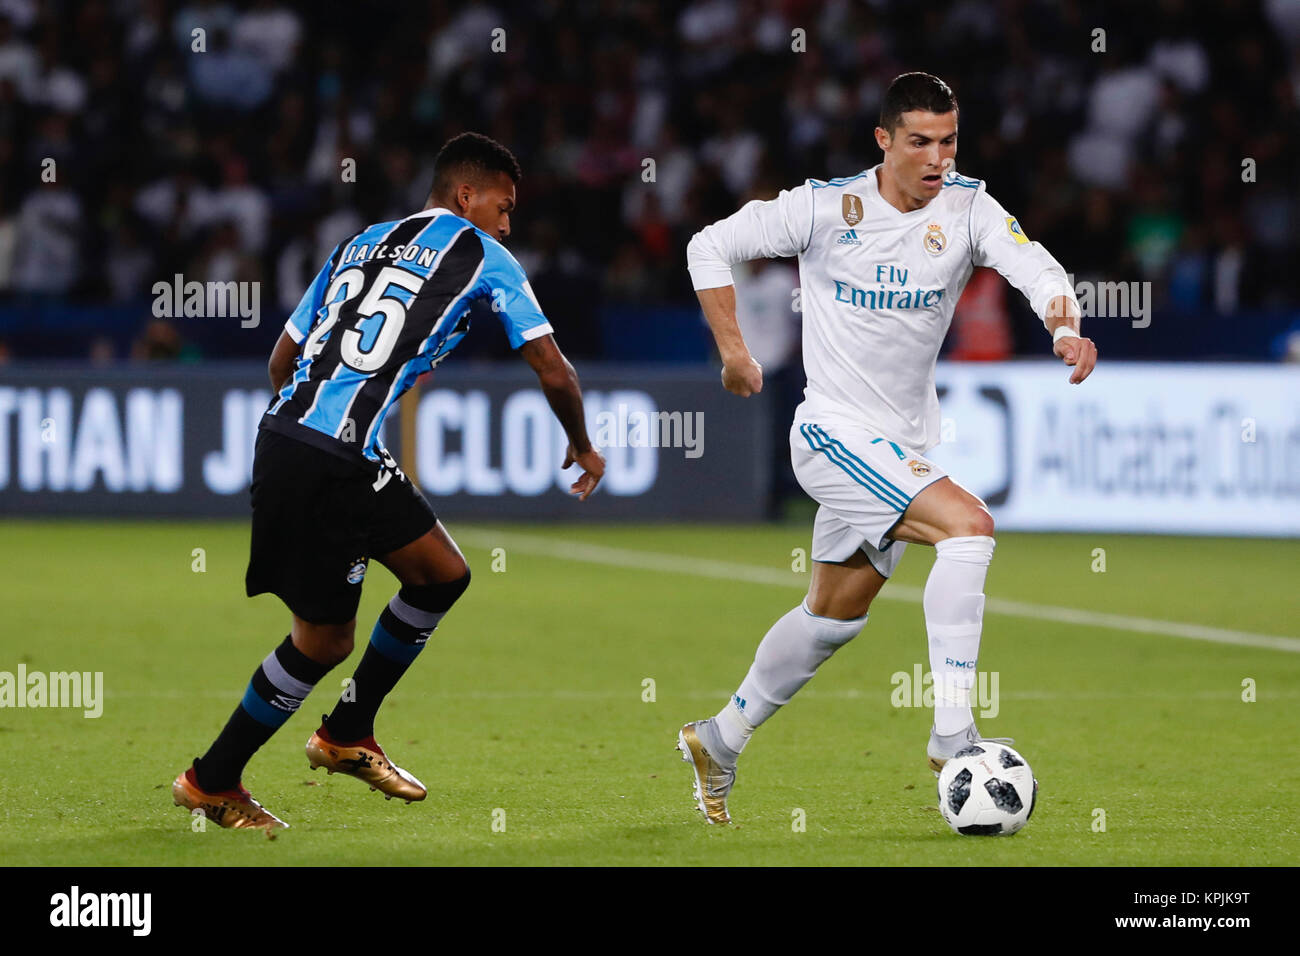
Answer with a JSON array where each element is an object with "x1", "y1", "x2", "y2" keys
[
  {"x1": 0, "y1": 0, "x2": 1296, "y2": 364},
  {"x1": 0, "y1": 0, "x2": 1297, "y2": 871},
  {"x1": 0, "y1": 0, "x2": 1297, "y2": 525}
]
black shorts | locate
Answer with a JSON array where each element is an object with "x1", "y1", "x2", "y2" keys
[{"x1": 245, "y1": 427, "x2": 437, "y2": 624}]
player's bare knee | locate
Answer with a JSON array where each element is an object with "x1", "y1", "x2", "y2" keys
[
  {"x1": 800, "y1": 598, "x2": 870, "y2": 645},
  {"x1": 971, "y1": 508, "x2": 995, "y2": 539},
  {"x1": 805, "y1": 589, "x2": 874, "y2": 620},
  {"x1": 324, "y1": 621, "x2": 355, "y2": 663},
  {"x1": 403, "y1": 555, "x2": 470, "y2": 589},
  {"x1": 949, "y1": 506, "x2": 994, "y2": 540},
  {"x1": 399, "y1": 566, "x2": 471, "y2": 615},
  {"x1": 294, "y1": 620, "x2": 355, "y2": 666},
  {"x1": 330, "y1": 632, "x2": 355, "y2": 664},
  {"x1": 447, "y1": 555, "x2": 471, "y2": 584}
]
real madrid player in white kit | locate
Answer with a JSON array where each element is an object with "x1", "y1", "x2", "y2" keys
[{"x1": 677, "y1": 73, "x2": 1097, "y2": 824}]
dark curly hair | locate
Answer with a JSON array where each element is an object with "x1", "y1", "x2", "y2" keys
[
  {"x1": 429, "y1": 132, "x2": 522, "y2": 201},
  {"x1": 879, "y1": 73, "x2": 958, "y2": 135}
]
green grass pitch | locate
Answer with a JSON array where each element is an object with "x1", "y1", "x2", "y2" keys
[{"x1": 1, "y1": 519, "x2": 1297, "y2": 866}]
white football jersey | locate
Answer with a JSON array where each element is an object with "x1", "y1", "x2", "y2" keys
[{"x1": 687, "y1": 164, "x2": 1077, "y2": 452}]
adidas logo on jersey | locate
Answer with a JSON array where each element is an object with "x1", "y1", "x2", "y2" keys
[{"x1": 836, "y1": 229, "x2": 862, "y2": 246}]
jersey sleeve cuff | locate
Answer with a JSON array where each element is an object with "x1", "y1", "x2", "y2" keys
[
  {"x1": 517, "y1": 322, "x2": 554, "y2": 344},
  {"x1": 284, "y1": 319, "x2": 307, "y2": 344},
  {"x1": 688, "y1": 264, "x2": 735, "y2": 291}
]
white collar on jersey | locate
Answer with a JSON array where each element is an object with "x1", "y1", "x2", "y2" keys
[{"x1": 409, "y1": 207, "x2": 452, "y2": 219}]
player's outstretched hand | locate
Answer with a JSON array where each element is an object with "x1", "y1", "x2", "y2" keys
[
  {"x1": 563, "y1": 445, "x2": 606, "y2": 501},
  {"x1": 721, "y1": 356, "x2": 763, "y2": 397},
  {"x1": 1054, "y1": 335, "x2": 1098, "y2": 384}
]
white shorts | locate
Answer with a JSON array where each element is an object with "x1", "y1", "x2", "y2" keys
[{"x1": 791, "y1": 420, "x2": 947, "y2": 578}]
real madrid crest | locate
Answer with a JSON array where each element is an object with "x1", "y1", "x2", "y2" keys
[
  {"x1": 923, "y1": 223, "x2": 946, "y2": 256},
  {"x1": 842, "y1": 194, "x2": 863, "y2": 226},
  {"x1": 908, "y1": 459, "x2": 931, "y2": 477}
]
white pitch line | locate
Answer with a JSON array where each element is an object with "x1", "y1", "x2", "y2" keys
[
  {"x1": 99, "y1": 688, "x2": 1300, "y2": 701},
  {"x1": 454, "y1": 528, "x2": 1300, "y2": 655}
]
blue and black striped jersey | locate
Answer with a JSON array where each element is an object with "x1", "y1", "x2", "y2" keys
[{"x1": 261, "y1": 207, "x2": 553, "y2": 465}]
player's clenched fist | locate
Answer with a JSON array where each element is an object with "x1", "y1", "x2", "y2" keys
[
  {"x1": 1054, "y1": 335, "x2": 1098, "y2": 384},
  {"x1": 721, "y1": 355, "x2": 763, "y2": 397}
]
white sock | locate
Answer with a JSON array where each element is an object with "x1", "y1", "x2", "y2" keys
[
  {"x1": 714, "y1": 600, "x2": 867, "y2": 754},
  {"x1": 924, "y1": 535, "x2": 995, "y2": 736}
]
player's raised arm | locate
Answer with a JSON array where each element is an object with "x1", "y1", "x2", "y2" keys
[
  {"x1": 969, "y1": 189, "x2": 1097, "y2": 383},
  {"x1": 687, "y1": 184, "x2": 814, "y2": 397}
]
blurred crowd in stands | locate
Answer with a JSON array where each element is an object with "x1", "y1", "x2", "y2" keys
[{"x1": 0, "y1": 0, "x2": 1295, "y2": 363}]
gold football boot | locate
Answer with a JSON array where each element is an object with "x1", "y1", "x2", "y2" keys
[
  {"x1": 305, "y1": 718, "x2": 427, "y2": 803},
  {"x1": 677, "y1": 721, "x2": 735, "y2": 825},
  {"x1": 172, "y1": 767, "x2": 289, "y2": 833}
]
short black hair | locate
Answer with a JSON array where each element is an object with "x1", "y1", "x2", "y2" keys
[
  {"x1": 430, "y1": 132, "x2": 521, "y2": 200},
  {"x1": 878, "y1": 73, "x2": 958, "y2": 135}
]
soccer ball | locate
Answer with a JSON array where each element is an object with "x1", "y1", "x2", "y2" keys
[{"x1": 936, "y1": 741, "x2": 1037, "y2": 836}]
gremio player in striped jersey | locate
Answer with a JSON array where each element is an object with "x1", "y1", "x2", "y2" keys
[
  {"x1": 174, "y1": 133, "x2": 605, "y2": 831},
  {"x1": 678, "y1": 73, "x2": 1097, "y2": 824}
]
